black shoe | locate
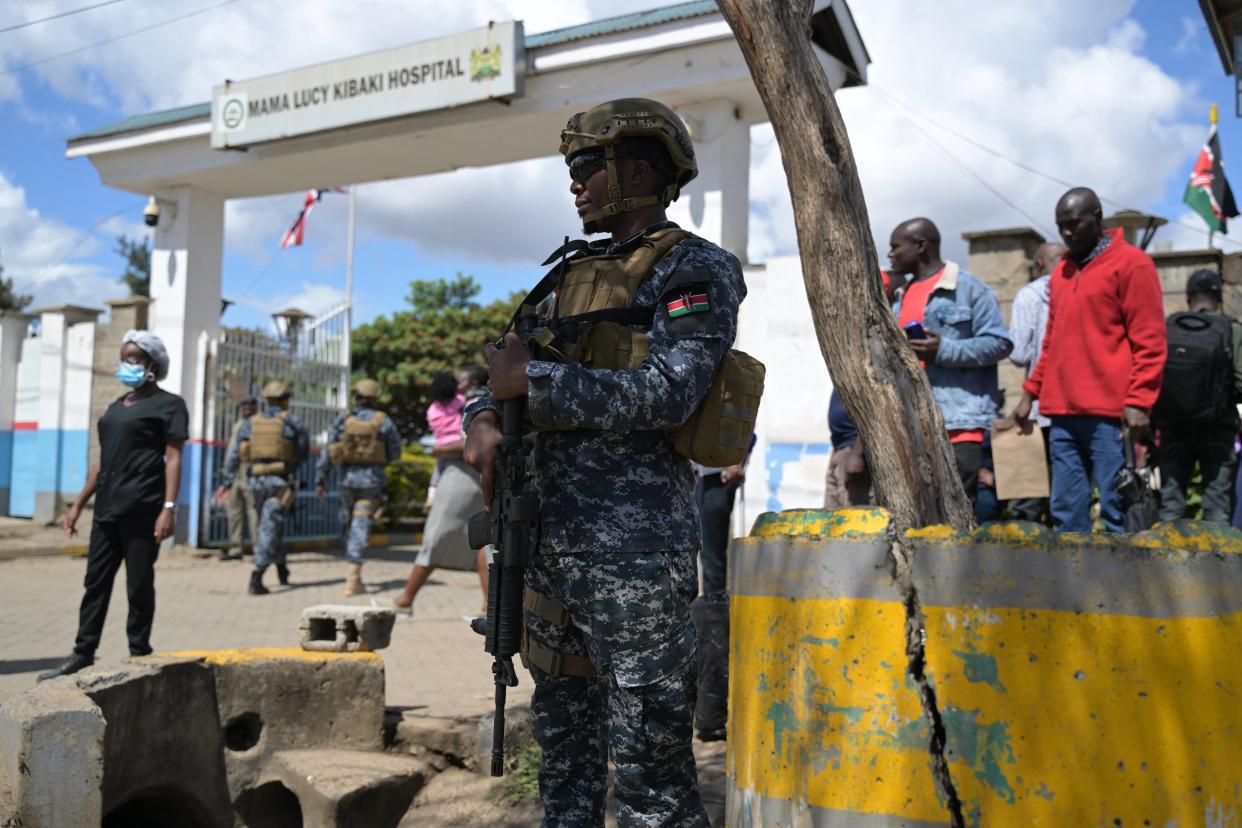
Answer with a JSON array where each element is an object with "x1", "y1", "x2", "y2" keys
[
  {"x1": 249, "y1": 569, "x2": 270, "y2": 595},
  {"x1": 219, "y1": 549, "x2": 242, "y2": 561},
  {"x1": 696, "y1": 728, "x2": 727, "y2": 742},
  {"x1": 276, "y1": 564, "x2": 290, "y2": 586},
  {"x1": 37, "y1": 654, "x2": 94, "y2": 682}
]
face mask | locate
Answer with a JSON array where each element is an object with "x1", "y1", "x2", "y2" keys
[{"x1": 117, "y1": 362, "x2": 151, "y2": 388}]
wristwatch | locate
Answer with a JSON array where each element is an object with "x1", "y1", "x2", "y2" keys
[{"x1": 163, "y1": 501, "x2": 178, "y2": 512}]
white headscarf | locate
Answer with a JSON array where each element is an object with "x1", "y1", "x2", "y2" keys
[{"x1": 121, "y1": 330, "x2": 170, "y2": 381}]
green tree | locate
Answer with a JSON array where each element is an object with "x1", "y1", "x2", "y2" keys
[
  {"x1": 0, "y1": 257, "x2": 33, "y2": 312},
  {"x1": 115, "y1": 234, "x2": 151, "y2": 297},
  {"x1": 352, "y1": 274, "x2": 523, "y2": 439}
]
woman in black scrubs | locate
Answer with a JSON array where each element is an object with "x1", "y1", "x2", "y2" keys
[{"x1": 39, "y1": 330, "x2": 188, "y2": 680}]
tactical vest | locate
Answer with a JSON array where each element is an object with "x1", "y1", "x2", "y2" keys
[
  {"x1": 523, "y1": 228, "x2": 765, "y2": 468},
  {"x1": 244, "y1": 411, "x2": 298, "y2": 477},
  {"x1": 328, "y1": 411, "x2": 390, "y2": 466}
]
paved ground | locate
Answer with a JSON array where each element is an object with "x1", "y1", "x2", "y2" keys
[
  {"x1": 0, "y1": 540, "x2": 728, "y2": 825},
  {"x1": 0, "y1": 541, "x2": 525, "y2": 717}
]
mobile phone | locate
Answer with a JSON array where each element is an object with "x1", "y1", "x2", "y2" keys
[{"x1": 903, "y1": 321, "x2": 927, "y2": 340}]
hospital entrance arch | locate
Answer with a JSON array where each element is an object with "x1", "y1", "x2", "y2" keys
[{"x1": 65, "y1": 1, "x2": 869, "y2": 544}]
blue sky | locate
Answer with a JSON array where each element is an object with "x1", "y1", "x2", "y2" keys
[{"x1": 1, "y1": 0, "x2": 1239, "y2": 333}]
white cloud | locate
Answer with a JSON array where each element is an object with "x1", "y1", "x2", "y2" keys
[
  {"x1": 0, "y1": 170, "x2": 118, "y2": 309},
  {"x1": 7, "y1": 0, "x2": 1221, "y2": 298},
  {"x1": 1175, "y1": 17, "x2": 1201, "y2": 55},
  {"x1": 254, "y1": 281, "x2": 347, "y2": 319},
  {"x1": 747, "y1": 1, "x2": 1205, "y2": 266}
]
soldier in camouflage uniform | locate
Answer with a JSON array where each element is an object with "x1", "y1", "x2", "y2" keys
[
  {"x1": 218, "y1": 381, "x2": 310, "y2": 595},
  {"x1": 316, "y1": 378, "x2": 402, "y2": 596},
  {"x1": 464, "y1": 98, "x2": 745, "y2": 826}
]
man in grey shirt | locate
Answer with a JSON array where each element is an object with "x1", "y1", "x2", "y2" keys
[{"x1": 1007, "y1": 242, "x2": 1065, "y2": 522}]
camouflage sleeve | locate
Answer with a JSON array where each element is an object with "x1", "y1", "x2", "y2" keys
[
  {"x1": 526, "y1": 243, "x2": 745, "y2": 431},
  {"x1": 315, "y1": 414, "x2": 347, "y2": 486},
  {"x1": 220, "y1": 417, "x2": 251, "y2": 488},
  {"x1": 462, "y1": 392, "x2": 498, "y2": 433},
  {"x1": 382, "y1": 415, "x2": 402, "y2": 462}
]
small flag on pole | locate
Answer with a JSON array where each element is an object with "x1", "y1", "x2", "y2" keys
[
  {"x1": 278, "y1": 187, "x2": 347, "y2": 249},
  {"x1": 1184, "y1": 105, "x2": 1239, "y2": 234}
]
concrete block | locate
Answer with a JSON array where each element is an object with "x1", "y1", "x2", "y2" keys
[
  {"x1": 77, "y1": 656, "x2": 233, "y2": 827},
  {"x1": 0, "y1": 680, "x2": 104, "y2": 828},
  {"x1": 259, "y1": 749, "x2": 429, "y2": 828},
  {"x1": 387, "y1": 713, "x2": 479, "y2": 771},
  {"x1": 300, "y1": 604, "x2": 395, "y2": 652},
  {"x1": 167, "y1": 648, "x2": 386, "y2": 800}
]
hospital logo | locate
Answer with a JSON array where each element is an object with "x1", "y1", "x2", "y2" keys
[
  {"x1": 469, "y1": 44, "x2": 502, "y2": 82},
  {"x1": 220, "y1": 94, "x2": 248, "y2": 131}
]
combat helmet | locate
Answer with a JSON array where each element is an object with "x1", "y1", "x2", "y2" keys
[
  {"x1": 262, "y1": 380, "x2": 290, "y2": 400},
  {"x1": 352, "y1": 378, "x2": 381, "y2": 400},
  {"x1": 560, "y1": 98, "x2": 697, "y2": 231}
]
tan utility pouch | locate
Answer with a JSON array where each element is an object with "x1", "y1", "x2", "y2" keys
[
  {"x1": 239, "y1": 440, "x2": 251, "y2": 463},
  {"x1": 584, "y1": 321, "x2": 649, "y2": 370},
  {"x1": 249, "y1": 461, "x2": 288, "y2": 477},
  {"x1": 327, "y1": 443, "x2": 343, "y2": 465},
  {"x1": 674, "y1": 349, "x2": 765, "y2": 467}
]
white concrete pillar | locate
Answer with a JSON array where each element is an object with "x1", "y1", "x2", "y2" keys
[
  {"x1": 0, "y1": 311, "x2": 32, "y2": 515},
  {"x1": 149, "y1": 186, "x2": 224, "y2": 402},
  {"x1": 149, "y1": 187, "x2": 223, "y2": 543},
  {"x1": 666, "y1": 98, "x2": 750, "y2": 263},
  {"x1": 33, "y1": 305, "x2": 101, "y2": 521}
]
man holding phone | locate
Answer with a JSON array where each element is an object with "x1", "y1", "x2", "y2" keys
[{"x1": 889, "y1": 218, "x2": 1013, "y2": 506}]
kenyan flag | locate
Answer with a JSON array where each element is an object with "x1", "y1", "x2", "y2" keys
[
  {"x1": 1184, "y1": 125, "x2": 1239, "y2": 233},
  {"x1": 667, "y1": 292, "x2": 710, "y2": 318}
]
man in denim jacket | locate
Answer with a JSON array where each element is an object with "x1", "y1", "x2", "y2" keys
[{"x1": 889, "y1": 218, "x2": 1013, "y2": 506}]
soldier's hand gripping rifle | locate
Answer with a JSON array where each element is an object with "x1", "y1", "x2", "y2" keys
[{"x1": 468, "y1": 316, "x2": 539, "y2": 778}]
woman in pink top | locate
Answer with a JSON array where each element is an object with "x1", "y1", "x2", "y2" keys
[{"x1": 394, "y1": 367, "x2": 490, "y2": 615}]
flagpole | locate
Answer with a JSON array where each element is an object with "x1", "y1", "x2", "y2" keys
[
  {"x1": 1210, "y1": 103, "x2": 1219, "y2": 249},
  {"x1": 344, "y1": 186, "x2": 356, "y2": 377}
]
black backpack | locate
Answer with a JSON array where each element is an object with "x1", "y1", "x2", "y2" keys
[{"x1": 1153, "y1": 311, "x2": 1235, "y2": 428}]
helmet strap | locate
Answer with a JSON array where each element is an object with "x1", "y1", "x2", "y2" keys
[{"x1": 580, "y1": 144, "x2": 671, "y2": 227}]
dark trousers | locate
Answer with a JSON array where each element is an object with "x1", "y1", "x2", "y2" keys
[
  {"x1": 1048, "y1": 415, "x2": 1125, "y2": 533},
  {"x1": 1158, "y1": 425, "x2": 1237, "y2": 523},
  {"x1": 695, "y1": 473, "x2": 739, "y2": 597},
  {"x1": 953, "y1": 442, "x2": 982, "y2": 509},
  {"x1": 73, "y1": 511, "x2": 161, "y2": 658}
]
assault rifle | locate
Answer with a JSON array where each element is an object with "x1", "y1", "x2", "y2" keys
[{"x1": 467, "y1": 327, "x2": 539, "y2": 778}]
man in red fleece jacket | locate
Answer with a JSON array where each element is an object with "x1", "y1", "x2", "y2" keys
[{"x1": 1012, "y1": 187, "x2": 1166, "y2": 532}]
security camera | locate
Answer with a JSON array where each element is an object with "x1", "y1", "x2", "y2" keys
[
  {"x1": 143, "y1": 196, "x2": 160, "y2": 227},
  {"x1": 143, "y1": 195, "x2": 177, "y2": 228}
]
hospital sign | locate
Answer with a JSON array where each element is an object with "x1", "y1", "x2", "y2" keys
[{"x1": 211, "y1": 21, "x2": 524, "y2": 149}]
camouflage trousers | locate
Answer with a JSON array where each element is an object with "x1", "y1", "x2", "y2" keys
[
  {"x1": 248, "y1": 476, "x2": 289, "y2": 569},
  {"x1": 525, "y1": 549, "x2": 709, "y2": 828},
  {"x1": 340, "y1": 485, "x2": 382, "y2": 564}
]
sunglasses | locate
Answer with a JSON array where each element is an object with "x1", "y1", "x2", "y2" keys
[{"x1": 568, "y1": 153, "x2": 607, "y2": 185}]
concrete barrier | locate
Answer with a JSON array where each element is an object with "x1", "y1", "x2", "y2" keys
[
  {"x1": 727, "y1": 509, "x2": 1242, "y2": 827},
  {"x1": 0, "y1": 647, "x2": 415, "y2": 827},
  {"x1": 0, "y1": 680, "x2": 104, "y2": 828}
]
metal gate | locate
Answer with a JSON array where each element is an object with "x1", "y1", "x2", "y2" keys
[{"x1": 199, "y1": 305, "x2": 351, "y2": 547}]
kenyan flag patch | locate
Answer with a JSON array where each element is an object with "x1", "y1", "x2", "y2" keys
[{"x1": 667, "y1": 292, "x2": 710, "y2": 318}]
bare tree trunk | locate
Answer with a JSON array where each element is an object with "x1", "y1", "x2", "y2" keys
[{"x1": 719, "y1": 0, "x2": 974, "y2": 531}]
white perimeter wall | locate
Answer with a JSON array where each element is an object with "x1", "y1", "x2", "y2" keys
[{"x1": 732, "y1": 255, "x2": 834, "y2": 533}]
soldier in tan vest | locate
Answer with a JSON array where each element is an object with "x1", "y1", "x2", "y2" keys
[
  {"x1": 316, "y1": 378, "x2": 401, "y2": 596},
  {"x1": 216, "y1": 381, "x2": 309, "y2": 594}
]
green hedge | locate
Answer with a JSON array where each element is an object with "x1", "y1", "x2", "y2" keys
[{"x1": 381, "y1": 447, "x2": 437, "y2": 528}]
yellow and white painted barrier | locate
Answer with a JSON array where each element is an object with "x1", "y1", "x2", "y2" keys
[{"x1": 727, "y1": 509, "x2": 1242, "y2": 827}]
